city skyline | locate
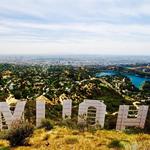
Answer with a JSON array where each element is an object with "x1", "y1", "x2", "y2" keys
[{"x1": 0, "y1": 0, "x2": 150, "y2": 55}]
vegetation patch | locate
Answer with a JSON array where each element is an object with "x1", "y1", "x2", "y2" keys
[
  {"x1": 2, "y1": 121, "x2": 34, "y2": 147},
  {"x1": 39, "y1": 119, "x2": 54, "y2": 131},
  {"x1": 64, "y1": 136, "x2": 79, "y2": 144},
  {"x1": 108, "y1": 139, "x2": 125, "y2": 149}
]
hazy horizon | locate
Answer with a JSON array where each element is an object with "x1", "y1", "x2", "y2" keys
[
  {"x1": 0, "y1": 54, "x2": 149, "y2": 66},
  {"x1": 0, "y1": 53, "x2": 150, "y2": 56}
]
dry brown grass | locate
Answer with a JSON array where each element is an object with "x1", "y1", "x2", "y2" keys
[
  {"x1": 0, "y1": 127, "x2": 150, "y2": 150},
  {"x1": 0, "y1": 139, "x2": 9, "y2": 147}
]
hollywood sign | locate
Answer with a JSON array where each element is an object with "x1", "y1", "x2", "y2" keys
[{"x1": 0, "y1": 99, "x2": 149, "y2": 130}]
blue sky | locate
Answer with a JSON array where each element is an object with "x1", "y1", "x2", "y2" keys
[{"x1": 0, "y1": 0, "x2": 150, "y2": 55}]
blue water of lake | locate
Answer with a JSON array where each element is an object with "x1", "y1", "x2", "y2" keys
[{"x1": 96, "y1": 71, "x2": 150, "y2": 89}]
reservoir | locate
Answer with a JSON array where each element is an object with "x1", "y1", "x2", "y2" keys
[{"x1": 96, "y1": 70, "x2": 150, "y2": 89}]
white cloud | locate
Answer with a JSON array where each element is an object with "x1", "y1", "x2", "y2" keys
[
  {"x1": 0, "y1": 0, "x2": 150, "y2": 55},
  {"x1": 1, "y1": 20, "x2": 150, "y2": 42}
]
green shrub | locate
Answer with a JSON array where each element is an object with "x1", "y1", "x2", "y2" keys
[
  {"x1": 108, "y1": 139, "x2": 124, "y2": 149},
  {"x1": 0, "y1": 147, "x2": 10, "y2": 150},
  {"x1": 4, "y1": 121, "x2": 34, "y2": 147},
  {"x1": 61, "y1": 118, "x2": 77, "y2": 129},
  {"x1": 0, "y1": 131, "x2": 8, "y2": 140},
  {"x1": 39, "y1": 119, "x2": 54, "y2": 130},
  {"x1": 87, "y1": 125, "x2": 97, "y2": 133}
]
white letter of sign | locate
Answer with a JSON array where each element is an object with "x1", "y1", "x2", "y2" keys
[
  {"x1": 78, "y1": 99, "x2": 106, "y2": 128},
  {"x1": 36, "y1": 99, "x2": 45, "y2": 127},
  {"x1": 0, "y1": 101, "x2": 26, "y2": 130},
  {"x1": 62, "y1": 99, "x2": 72, "y2": 119},
  {"x1": 116, "y1": 105, "x2": 149, "y2": 130}
]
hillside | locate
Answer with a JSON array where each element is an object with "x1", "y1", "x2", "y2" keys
[
  {"x1": 0, "y1": 64, "x2": 149, "y2": 150},
  {"x1": 0, "y1": 127, "x2": 150, "y2": 150}
]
